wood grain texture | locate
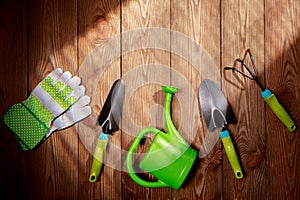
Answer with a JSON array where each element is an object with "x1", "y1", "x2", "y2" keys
[
  {"x1": 121, "y1": 0, "x2": 171, "y2": 199},
  {"x1": 222, "y1": 0, "x2": 266, "y2": 199},
  {"x1": 170, "y1": 0, "x2": 222, "y2": 199},
  {"x1": 0, "y1": 0, "x2": 299, "y2": 199},
  {"x1": 27, "y1": 0, "x2": 78, "y2": 199},
  {"x1": 77, "y1": 0, "x2": 121, "y2": 199},
  {"x1": 265, "y1": 0, "x2": 300, "y2": 199},
  {"x1": 0, "y1": 0, "x2": 28, "y2": 199}
]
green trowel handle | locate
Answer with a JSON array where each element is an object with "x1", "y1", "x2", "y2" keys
[
  {"x1": 220, "y1": 129, "x2": 243, "y2": 179},
  {"x1": 126, "y1": 127, "x2": 168, "y2": 188},
  {"x1": 89, "y1": 133, "x2": 108, "y2": 183},
  {"x1": 262, "y1": 89, "x2": 296, "y2": 132}
]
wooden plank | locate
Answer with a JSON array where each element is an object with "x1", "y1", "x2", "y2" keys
[
  {"x1": 27, "y1": 0, "x2": 78, "y2": 199},
  {"x1": 77, "y1": 0, "x2": 122, "y2": 199},
  {"x1": 265, "y1": 0, "x2": 300, "y2": 199},
  {"x1": 170, "y1": 0, "x2": 222, "y2": 199},
  {"x1": 0, "y1": 1, "x2": 299, "y2": 199},
  {"x1": 0, "y1": 0, "x2": 28, "y2": 199},
  {"x1": 221, "y1": 0, "x2": 266, "y2": 198},
  {"x1": 121, "y1": 0, "x2": 171, "y2": 198}
]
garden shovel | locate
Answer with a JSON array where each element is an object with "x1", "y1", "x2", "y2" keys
[
  {"x1": 89, "y1": 79, "x2": 125, "y2": 182},
  {"x1": 199, "y1": 79, "x2": 243, "y2": 179}
]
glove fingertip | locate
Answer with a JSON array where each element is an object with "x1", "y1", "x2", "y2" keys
[
  {"x1": 60, "y1": 71, "x2": 72, "y2": 83},
  {"x1": 63, "y1": 71, "x2": 72, "y2": 78},
  {"x1": 48, "y1": 68, "x2": 63, "y2": 82},
  {"x1": 79, "y1": 95, "x2": 91, "y2": 105},
  {"x1": 55, "y1": 67, "x2": 63, "y2": 73},
  {"x1": 71, "y1": 85, "x2": 86, "y2": 100},
  {"x1": 86, "y1": 106, "x2": 92, "y2": 115},
  {"x1": 85, "y1": 96, "x2": 91, "y2": 104},
  {"x1": 69, "y1": 76, "x2": 81, "y2": 89}
]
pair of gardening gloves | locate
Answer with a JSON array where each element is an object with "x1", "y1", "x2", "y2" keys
[{"x1": 2, "y1": 68, "x2": 92, "y2": 151}]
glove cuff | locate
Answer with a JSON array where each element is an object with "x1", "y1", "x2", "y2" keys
[{"x1": 2, "y1": 103, "x2": 49, "y2": 151}]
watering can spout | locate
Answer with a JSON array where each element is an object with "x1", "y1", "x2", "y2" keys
[{"x1": 162, "y1": 86, "x2": 187, "y2": 144}]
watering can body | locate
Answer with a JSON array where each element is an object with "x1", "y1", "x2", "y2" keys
[{"x1": 126, "y1": 86, "x2": 197, "y2": 190}]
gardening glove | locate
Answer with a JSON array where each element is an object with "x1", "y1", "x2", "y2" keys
[
  {"x1": 46, "y1": 95, "x2": 92, "y2": 138},
  {"x1": 19, "y1": 95, "x2": 92, "y2": 151},
  {"x1": 2, "y1": 68, "x2": 84, "y2": 151}
]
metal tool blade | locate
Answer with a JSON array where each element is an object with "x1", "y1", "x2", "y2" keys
[
  {"x1": 97, "y1": 79, "x2": 125, "y2": 134},
  {"x1": 199, "y1": 79, "x2": 236, "y2": 132}
]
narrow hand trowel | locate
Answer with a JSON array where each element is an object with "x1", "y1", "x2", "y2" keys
[
  {"x1": 89, "y1": 79, "x2": 125, "y2": 182},
  {"x1": 199, "y1": 79, "x2": 243, "y2": 179}
]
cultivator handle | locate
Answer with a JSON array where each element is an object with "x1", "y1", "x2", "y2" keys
[{"x1": 262, "y1": 89, "x2": 296, "y2": 132}]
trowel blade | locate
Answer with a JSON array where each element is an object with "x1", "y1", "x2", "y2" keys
[
  {"x1": 199, "y1": 79, "x2": 236, "y2": 132},
  {"x1": 97, "y1": 79, "x2": 125, "y2": 134}
]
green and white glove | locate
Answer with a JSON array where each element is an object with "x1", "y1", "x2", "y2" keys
[
  {"x1": 18, "y1": 95, "x2": 92, "y2": 151},
  {"x1": 46, "y1": 95, "x2": 92, "y2": 138},
  {"x1": 2, "y1": 68, "x2": 85, "y2": 151}
]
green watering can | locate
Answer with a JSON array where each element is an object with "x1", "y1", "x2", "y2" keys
[{"x1": 126, "y1": 86, "x2": 197, "y2": 190}]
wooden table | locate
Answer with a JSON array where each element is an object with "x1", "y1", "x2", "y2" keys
[{"x1": 1, "y1": 0, "x2": 299, "y2": 199}]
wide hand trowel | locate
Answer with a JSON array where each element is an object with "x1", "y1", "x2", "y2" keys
[
  {"x1": 199, "y1": 79, "x2": 243, "y2": 179},
  {"x1": 89, "y1": 79, "x2": 125, "y2": 182}
]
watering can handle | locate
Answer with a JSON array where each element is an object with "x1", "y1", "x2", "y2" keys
[{"x1": 126, "y1": 127, "x2": 169, "y2": 188}]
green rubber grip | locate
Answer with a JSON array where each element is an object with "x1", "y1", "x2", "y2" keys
[
  {"x1": 89, "y1": 136, "x2": 108, "y2": 183},
  {"x1": 264, "y1": 93, "x2": 296, "y2": 132},
  {"x1": 220, "y1": 130, "x2": 243, "y2": 179}
]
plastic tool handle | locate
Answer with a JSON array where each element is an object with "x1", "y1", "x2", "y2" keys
[
  {"x1": 89, "y1": 133, "x2": 108, "y2": 183},
  {"x1": 262, "y1": 89, "x2": 296, "y2": 132},
  {"x1": 220, "y1": 129, "x2": 243, "y2": 179}
]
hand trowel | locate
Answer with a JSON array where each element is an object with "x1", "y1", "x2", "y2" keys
[
  {"x1": 199, "y1": 79, "x2": 243, "y2": 179},
  {"x1": 89, "y1": 79, "x2": 125, "y2": 182}
]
